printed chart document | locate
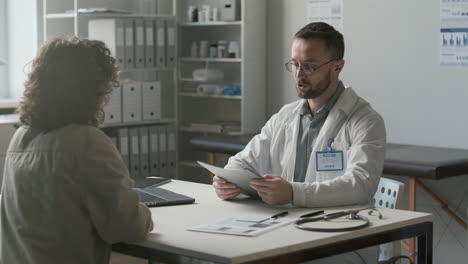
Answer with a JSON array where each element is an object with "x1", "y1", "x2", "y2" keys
[
  {"x1": 188, "y1": 217, "x2": 293, "y2": 237},
  {"x1": 197, "y1": 161, "x2": 262, "y2": 196}
]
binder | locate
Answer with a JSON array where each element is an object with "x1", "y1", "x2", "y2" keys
[
  {"x1": 158, "y1": 125, "x2": 168, "y2": 178},
  {"x1": 105, "y1": 129, "x2": 119, "y2": 150},
  {"x1": 155, "y1": 19, "x2": 166, "y2": 68},
  {"x1": 117, "y1": 128, "x2": 129, "y2": 170},
  {"x1": 134, "y1": 19, "x2": 145, "y2": 68},
  {"x1": 165, "y1": 19, "x2": 176, "y2": 68},
  {"x1": 129, "y1": 127, "x2": 140, "y2": 179},
  {"x1": 144, "y1": 19, "x2": 155, "y2": 68},
  {"x1": 88, "y1": 19, "x2": 125, "y2": 66},
  {"x1": 149, "y1": 126, "x2": 160, "y2": 177},
  {"x1": 103, "y1": 85, "x2": 122, "y2": 124},
  {"x1": 124, "y1": 19, "x2": 135, "y2": 69},
  {"x1": 141, "y1": 81, "x2": 161, "y2": 121},
  {"x1": 122, "y1": 81, "x2": 142, "y2": 123},
  {"x1": 139, "y1": 127, "x2": 150, "y2": 178},
  {"x1": 166, "y1": 125, "x2": 177, "y2": 179}
]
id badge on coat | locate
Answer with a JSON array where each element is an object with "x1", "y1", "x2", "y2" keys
[{"x1": 316, "y1": 151, "x2": 344, "y2": 171}]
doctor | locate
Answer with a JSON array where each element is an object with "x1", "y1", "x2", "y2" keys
[{"x1": 213, "y1": 22, "x2": 386, "y2": 208}]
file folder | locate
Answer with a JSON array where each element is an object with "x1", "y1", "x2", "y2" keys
[
  {"x1": 103, "y1": 85, "x2": 122, "y2": 124},
  {"x1": 129, "y1": 127, "x2": 140, "y2": 179},
  {"x1": 105, "y1": 129, "x2": 119, "y2": 149},
  {"x1": 88, "y1": 19, "x2": 125, "y2": 67},
  {"x1": 158, "y1": 125, "x2": 168, "y2": 178},
  {"x1": 117, "y1": 128, "x2": 129, "y2": 170},
  {"x1": 165, "y1": 19, "x2": 176, "y2": 68},
  {"x1": 144, "y1": 19, "x2": 155, "y2": 68},
  {"x1": 142, "y1": 81, "x2": 161, "y2": 121},
  {"x1": 124, "y1": 19, "x2": 135, "y2": 69},
  {"x1": 122, "y1": 81, "x2": 142, "y2": 123},
  {"x1": 155, "y1": 19, "x2": 166, "y2": 68},
  {"x1": 139, "y1": 126, "x2": 150, "y2": 178},
  {"x1": 149, "y1": 126, "x2": 160, "y2": 177},
  {"x1": 134, "y1": 19, "x2": 145, "y2": 68},
  {"x1": 167, "y1": 125, "x2": 177, "y2": 179}
]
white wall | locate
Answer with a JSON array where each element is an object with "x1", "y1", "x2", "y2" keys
[{"x1": 267, "y1": 0, "x2": 468, "y2": 262}]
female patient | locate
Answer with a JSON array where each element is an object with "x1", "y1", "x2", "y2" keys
[{"x1": 0, "y1": 37, "x2": 153, "y2": 264}]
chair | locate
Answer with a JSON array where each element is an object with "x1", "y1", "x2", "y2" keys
[{"x1": 373, "y1": 177, "x2": 405, "y2": 263}]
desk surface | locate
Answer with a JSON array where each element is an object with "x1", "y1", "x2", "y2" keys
[
  {"x1": 190, "y1": 135, "x2": 468, "y2": 180},
  {"x1": 115, "y1": 181, "x2": 432, "y2": 263}
]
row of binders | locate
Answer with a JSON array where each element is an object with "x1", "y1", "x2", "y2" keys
[
  {"x1": 108, "y1": 125, "x2": 176, "y2": 179},
  {"x1": 103, "y1": 80, "x2": 161, "y2": 124},
  {"x1": 88, "y1": 17, "x2": 176, "y2": 69}
]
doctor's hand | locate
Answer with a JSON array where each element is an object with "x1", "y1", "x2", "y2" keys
[
  {"x1": 250, "y1": 175, "x2": 293, "y2": 205},
  {"x1": 212, "y1": 176, "x2": 241, "y2": 200}
]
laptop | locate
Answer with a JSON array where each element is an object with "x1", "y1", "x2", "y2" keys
[{"x1": 134, "y1": 187, "x2": 195, "y2": 207}]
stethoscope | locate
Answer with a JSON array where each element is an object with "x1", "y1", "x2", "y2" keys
[{"x1": 294, "y1": 207, "x2": 382, "y2": 232}]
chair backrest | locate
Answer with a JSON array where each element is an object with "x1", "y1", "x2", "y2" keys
[
  {"x1": 373, "y1": 177, "x2": 405, "y2": 209},
  {"x1": 373, "y1": 177, "x2": 405, "y2": 263}
]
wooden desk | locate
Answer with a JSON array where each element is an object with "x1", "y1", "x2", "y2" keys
[
  {"x1": 190, "y1": 136, "x2": 468, "y2": 262},
  {"x1": 113, "y1": 180, "x2": 433, "y2": 264}
]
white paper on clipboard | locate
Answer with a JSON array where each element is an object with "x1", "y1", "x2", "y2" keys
[{"x1": 197, "y1": 161, "x2": 262, "y2": 196}]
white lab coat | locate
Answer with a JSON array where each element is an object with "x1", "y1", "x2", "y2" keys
[
  {"x1": 225, "y1": 87, "x2": 385, "y2": 264},
  {"x1": 226, "y1": 87, "x2": 386, "y2": 207},
  {"x1": 0, "y1": 125, "x2": 153, "y2": 264}
]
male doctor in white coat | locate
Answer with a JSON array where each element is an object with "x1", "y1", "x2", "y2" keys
[{"x1": 213, "y1": 22, "x2": 386, "y2": 263}]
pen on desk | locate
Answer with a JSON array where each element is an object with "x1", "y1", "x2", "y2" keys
[
  {"x1": 299, "y1": 210, "x2": 324, "y2": 218},
  {"x1": 257, "y1": 211, "x2": 289, "y2": 223},
  {"x1": 270, "y1": 211, "x2": 289, "y2": 219}
]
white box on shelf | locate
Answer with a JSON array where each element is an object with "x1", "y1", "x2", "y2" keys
[
  {"x1": 103, "y1": 86, "x2": 122, "y2": 124},
  {"x1": 88, "y1": 19, "x2": 125, "y2": 66},
  {"x1": 122, "y1": 81, "x2": 142, "y2": 122},
  {"x1": 142, "y1": 81, "x2": 161, "y2": 120},
  {"x1": 220, "y1": 0, "x2": 240, "y2": 21}
]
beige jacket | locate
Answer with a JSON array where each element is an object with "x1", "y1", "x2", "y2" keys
[{"x1": 0, "y1": 125, "x2": 153, "y2": 264}]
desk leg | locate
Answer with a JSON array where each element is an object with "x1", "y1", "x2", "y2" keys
[
  {"x1": 402, "y1": 177, "x2": 417, "y2": 263},
  {"x1": 417, "y1": 222, "x2": 433, "y2": 264},
  {"x1": 208, "y1": 152, "x2": 215, "y2": 183}
]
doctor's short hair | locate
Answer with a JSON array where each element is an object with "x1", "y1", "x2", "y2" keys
[
  {"x1": 294, "y1": 22, "x2": 344, "y2": 60},
  {"x1": 19, "y1": 36, "x2": 119, "y2": 132}
]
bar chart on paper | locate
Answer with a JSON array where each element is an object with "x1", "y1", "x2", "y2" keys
[{"x1": 440, "y1": 28, "x2": 468, "y2": 66}]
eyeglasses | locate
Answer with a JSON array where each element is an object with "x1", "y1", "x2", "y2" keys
[{"x1": 284, "y1": 59, "x2": 337, "y2": 75}]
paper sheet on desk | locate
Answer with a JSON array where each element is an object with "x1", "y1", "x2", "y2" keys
[
  {"x1": 197, "y1": 161, "x2": 262, "y2": 196},
  {"x1": 188, "y1": 217, "x2": 294, "y2": 237}
]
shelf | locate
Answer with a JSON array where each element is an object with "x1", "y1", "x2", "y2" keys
[
  {"x1": 180, "y1": 57, "x2": 242, "y2": 63},
  {"x1": 180, "y1": 126, "x2": 242, "y2": 135},
  {"x1": 100, "y1": 119, "x2": 176, "y2": 129},
  {"x1": 179, "y1": 21, "x2": 241, "y2": 26},
  {"x1": 179, "y1": 92, "x2": 241, "y2": 100},
  {"x1": 178, "y1": 78, "x2": 240, "y2": 85},
  {"x1": 46, "y1": 13, "x2": 76, "y2": 19},
  {"x1": 46, "y1": 13, "x2": 175, "y2": 19},
  {"x1": 120, "y1": 67, "x2": 175, "y2": 72}
]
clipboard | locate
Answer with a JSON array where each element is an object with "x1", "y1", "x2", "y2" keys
[{"x1": 197, "y1": 161, "x2": 262, "y2": 196}]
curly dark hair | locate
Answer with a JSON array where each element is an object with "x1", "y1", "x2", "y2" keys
[
  {"x1": 18, "y1": 36, "x2": 120, "y2": 132},
  {"x1": 294, "y1": 22, "x2": 344, "y2": 60}
]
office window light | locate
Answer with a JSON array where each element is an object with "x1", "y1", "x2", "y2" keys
[{"x1": 0, "y1": 0, "x2": 8, "y2": 97}]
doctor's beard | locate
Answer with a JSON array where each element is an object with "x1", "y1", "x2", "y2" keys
[{"x1": 297, "y1": 70, "x2": 332, "y2": 99}]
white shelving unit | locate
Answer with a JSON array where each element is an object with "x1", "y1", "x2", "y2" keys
[{"x1": 175, "y1": 0, "x2": 266, "y2": 182}]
